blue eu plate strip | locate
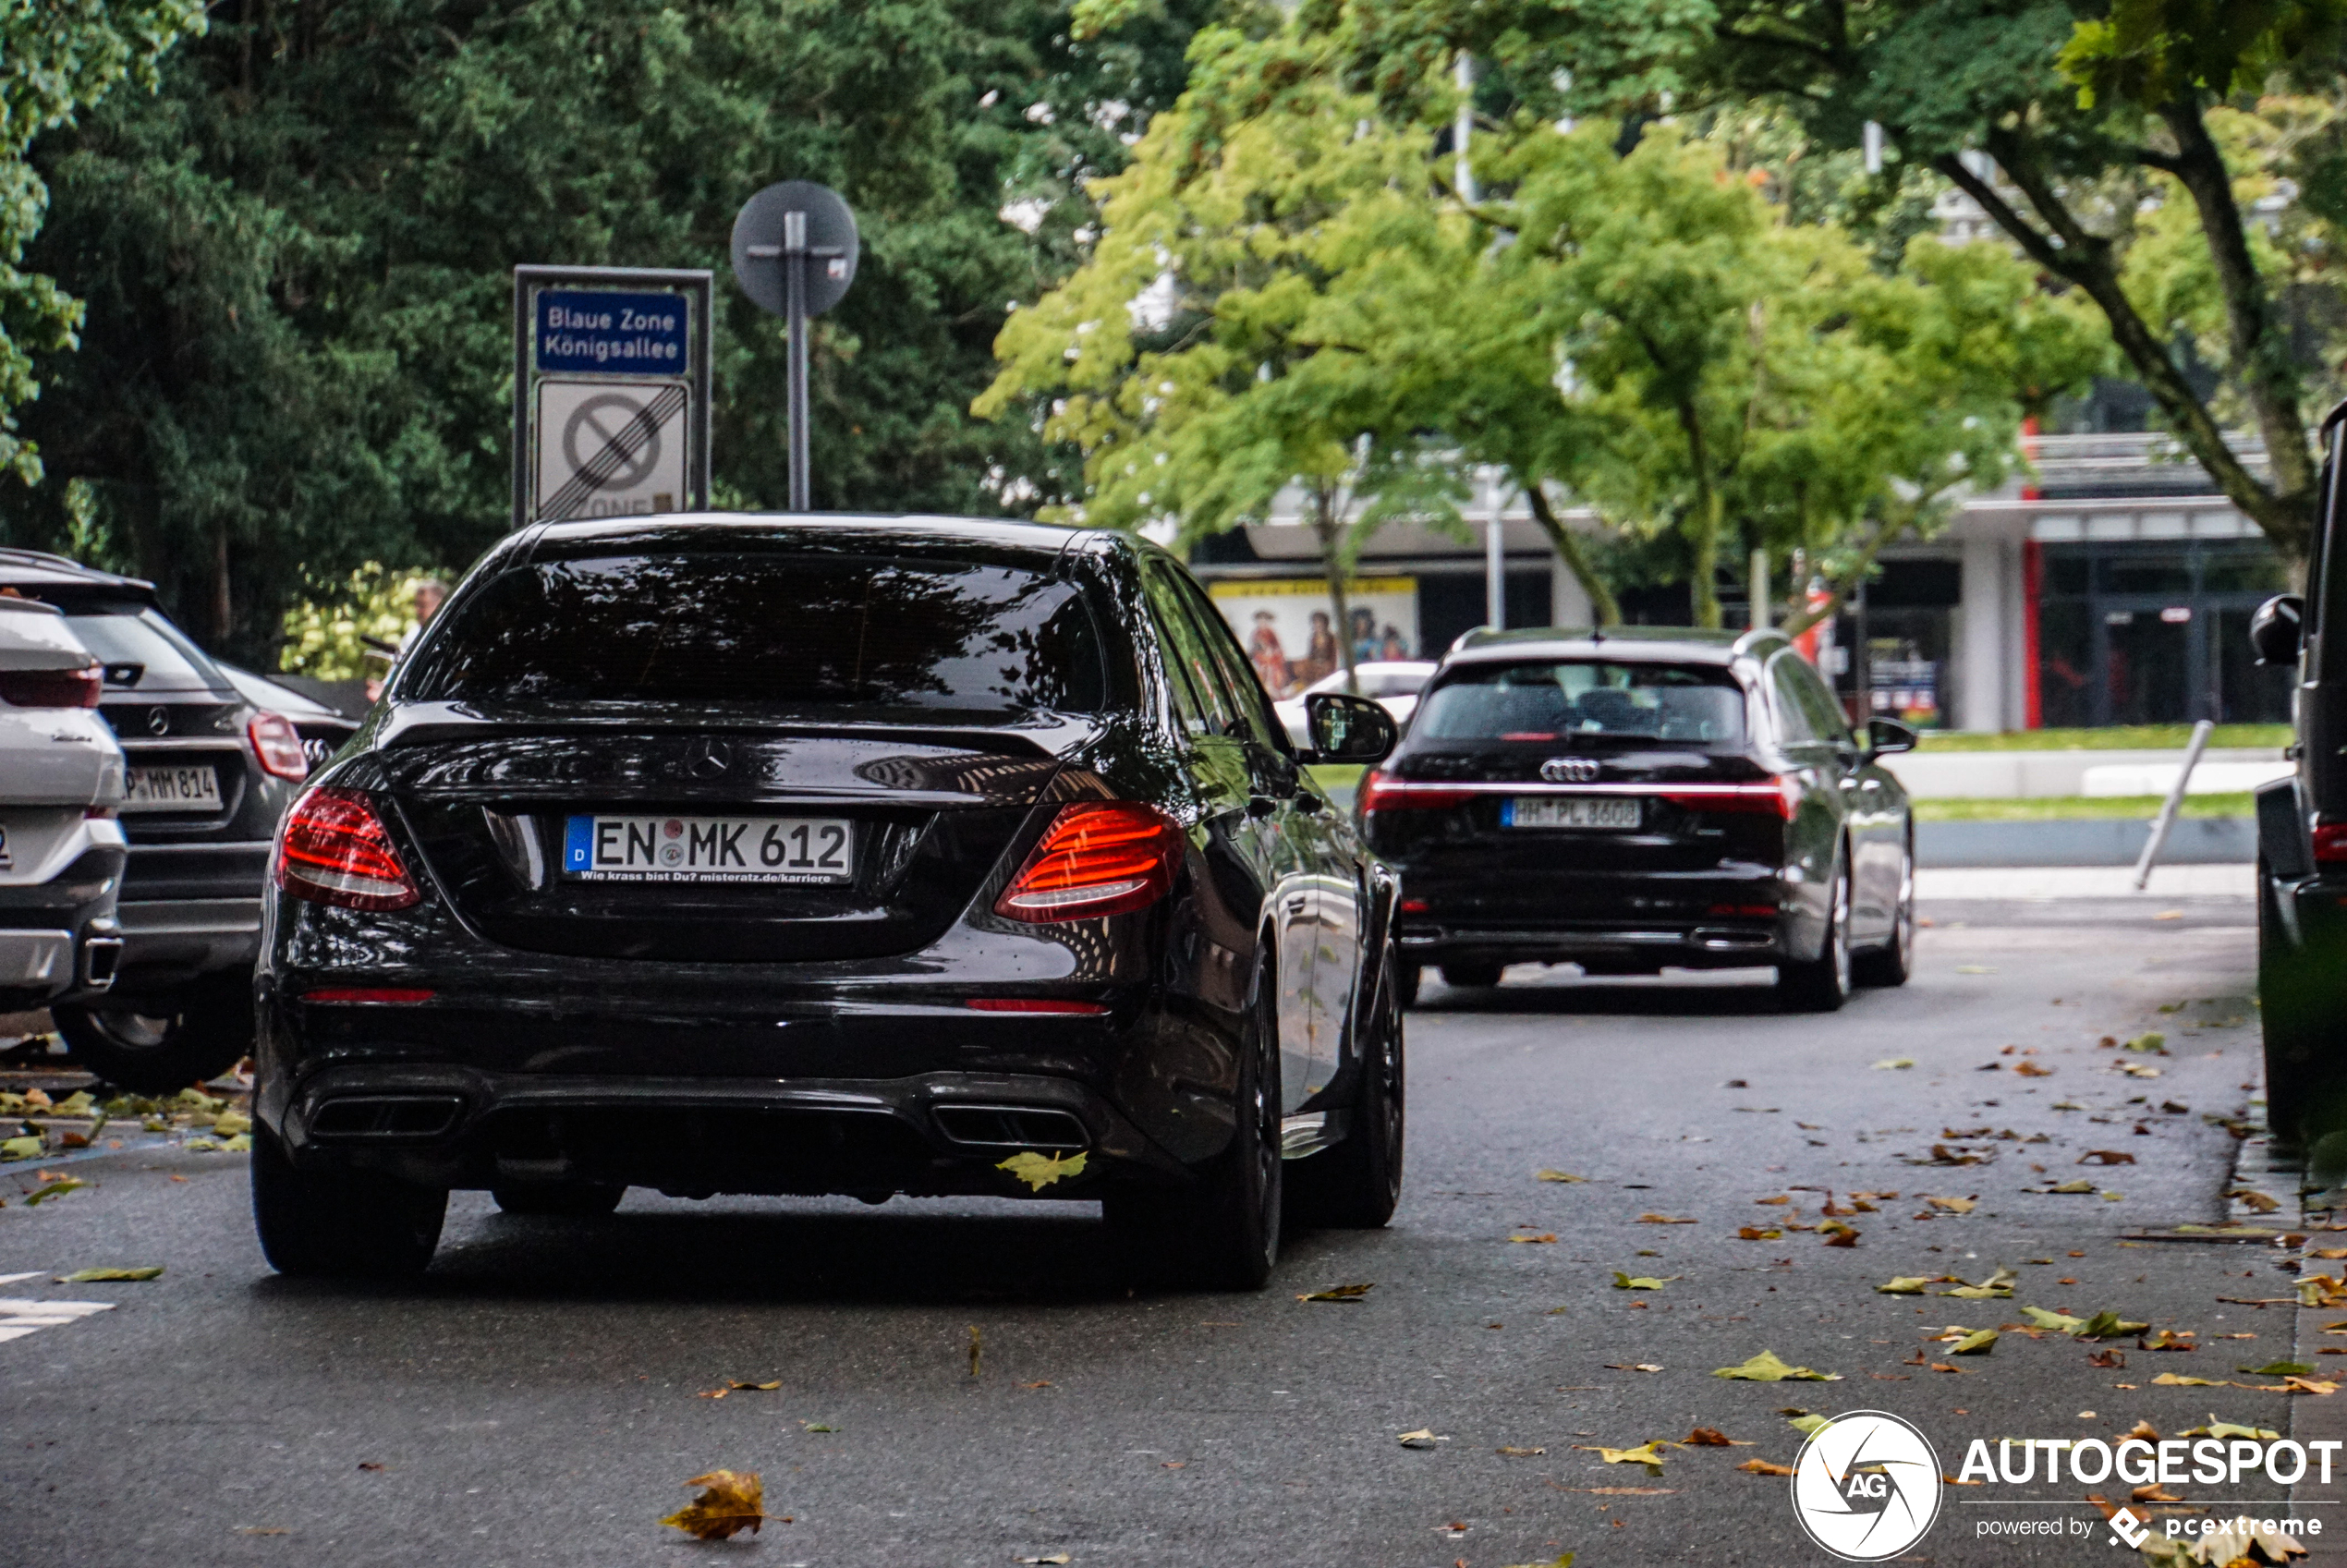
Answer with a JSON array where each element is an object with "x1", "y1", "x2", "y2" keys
[{"x1": 564, "y1": 815, "x2": 593, "y2": 872}]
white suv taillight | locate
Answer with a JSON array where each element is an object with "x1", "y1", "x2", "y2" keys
[
  {"x1": 275, "y1": 786, "x2": 419, "y2": 911},
  {"x1": 248, "y1": 711, "x2": 310, "y2": 780}
]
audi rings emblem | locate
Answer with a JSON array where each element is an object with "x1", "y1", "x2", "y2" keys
[{"x1": 1540, "y1": 757, "x2": 1599, "y2": 784}]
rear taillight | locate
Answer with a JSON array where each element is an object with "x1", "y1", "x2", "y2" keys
[
  {"x1": 1659, "y1": 777, "x2": 1801, "y2": 820},
  {"x1": 302, "y1": 987, "x2": 436, "y2": 1004},
  {"x1": 276, "y1": 786, "x2": 420, "y2": 911},
  {"x1": 994, "y1": 802, "x2": 1183, "y2": 922},
  {"x1": 1357, "y1": 771, "x2": 1472, "y2": 815},
  {"x1": 248, "y1": 711, "x2": 310, "y2": 780},
  {"x1": 2316, "y1": 822, "x2": 2347, "y2": 863},
  {"x1": 966, "y1": 998, "x2": 1109, "y2": 1015},
  {"x1": 0, "y1": 665, "x2": 101, "y2": 709}
]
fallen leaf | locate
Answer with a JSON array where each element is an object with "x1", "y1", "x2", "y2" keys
[
  {"x1": 24, "y1": 1180, "x2": 86, "y2": 1206},
  {"x1": 2036, "y1": 1179, "x2": 2098, "y2": 1194},
  {"x1": 1821, "y1": 1227, "x2": 1859, "y2": 1248},
  {"x1": 1876, "y1": 1277, "x2": 1933, "y2": 1295},
  {"x1": 1736, "y1": 1458, "x2": 1795, "y2": 1476},
  {"x1": 1536, "y1": 1170, "x2": 1587, "y2": 1183},
  {"x1": 1871, "y1": 1058, "x2": 1915, "y2": 1070},
  {"x1": 2127, "y1": 1421, "x2": 2159, "y2": 1441},
  {"x1": 55, "y1": 1266, "x2": 161, "y2": 1282},
  {"x1": 1754, "y1": 1195, "x2": 1792, "y2": 1206},
  {"x1": 1397, "y1": 1428, "x2": 1448, "y2": 1449},
  {"x1": 1, "y1": 1136, "x2": 43, "y2": 1161},
  {"x1": 1022, "y1": 1380, "x2": 1052, "y2": 1389},
  {"x1": 2087, "y1": 1350, "x2": 2126, "y2": 1369},
  {"x1": 2013, "y1": 1062, "x2": 2054, "y2": 1077},
  {"x1": 1941, "y1": 1267, "x2": 2016, "y2": 1300},
  {"x1": 1611, "y1": 1272, "x2": 1676, "y2": 1290},
  {"x1": 2120, "y1": 1064, "x2": 2163, "y2": 1078},
  {"x1": 1928, "y1": 1362, "x2": 1964, "y2": 1374},
  {"x1": 2078, "y1": 1150, "x2": 2137, "y2": 1165},
  {"x1": 1499, "y1": 1555, "x2": 1577, "y2": 1568},
  {"x1": 1636, "y1": 1213, "x2": 1696, "y2": 1224},
  {"x1": 2134, "y1": 1484, "x2": 2184, "y2": 1502},
  {"x1": 2285, "y1": 1376, "x2": 2339, "y2": 1395},
  {"x1": 2244, "y1": 1360, "x2": 2317, "y2": 1377},
  {"x1": 1296, "y1": 1282, "x2": 1374, "y2": 1303},
  {"x1": 1949, "y1": 1329, "x2": 1999, "y2": 1355},
  {"x1": 1713, "y1": 1350, "x2": 1841, "y2": 1382},
  {"x1": 659, "y1": 1470, "x2": 773, "y2": 1541},
  {"x1": 1956, "y1": 966, "x2": 1997, "y2": 974},
  {"x1": 2152, "y1": 1373, "x2": 2222, "y2": 1386},
  {"x1": 1511, "y1": 1232, "x2": 1558, "y2": 1245},
  {"x1": 1682, "y1": 1428, "x2": 1750, "y2": 1447},
  {"x1": 1574, "y1": 1440, "x2": 1666, "y2": 1474},
  {"x1": 2123, "y1": 1032, "x2": 2167, "y2": 1052},
  {"x1": 1014, "y1": 1556, "x2": 1072, "y2": 1566},
  {"x1": 1786, "y1": 1413, "x2": 1830, "y2": 1436},
  {"x1": 996, "y1": 1150, "x2": 1087, "y2": 1191},
  {"x1": 212, "y1": 1109, "x2": 251, "y2": 1136},
  {"x1": 1737, "y1": 1226, "x2": 1783, "y2": 1241},
  {"x1": 1495, "y1": 1445, "x2": 1548, "y2": 1457},
  {"x1": 2075, "y1": 1310, "x2": 2150, "y2": 1340},
  {"x1": 1925, "y1": 1196, "x2": 1976, "y2": 1214},
  {"x1": 2233, "y1": 1189, "x2": 2282, "y2": 1214},
  {"x1": 968, "y1": 1325, "x2": 982, "y2": 1378}
]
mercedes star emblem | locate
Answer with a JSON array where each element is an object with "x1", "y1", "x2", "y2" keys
[
  {"x1": 684, "y1": 736, "x2": 733, "y2": 779},
  {"x1": 146, "y1": 706, "x2": 170, "y2": 736}
]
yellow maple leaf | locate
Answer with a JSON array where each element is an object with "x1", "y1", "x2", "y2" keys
[{"x1": 997, "y1": 1150, "x2": 1087, "y2": 1191}]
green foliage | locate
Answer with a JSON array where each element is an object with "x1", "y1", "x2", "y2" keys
[
  {"x1": 0, "y1": 0, "x2": 202, "y2": 486},
  {"x1": 0, "y1": 0, "x2": 1214, "y2": 661},
  {"x1": 2061, "y1": 0, "x2": 2347, "y2": 109},
  {"x1": 277, "y1": 565, "x2": 435, "y2": 682}
]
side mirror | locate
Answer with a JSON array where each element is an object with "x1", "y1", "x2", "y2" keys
[
  {"x1": 1867, "y1": 718, "x2": 1917, "y2": 756},
  {"x1": 1297, "y1": 692, "x2": 1396, "y2": 766},
  {"x1": 2250, "y1": 593, "x2": 2305, "y2": 668}
]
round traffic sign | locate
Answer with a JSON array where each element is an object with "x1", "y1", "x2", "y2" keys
[
  {"x1": 562, "y1": 392, "x2": 664, "y2": 489},
  {"x1": 729, "y1": 181, "x2": 859, "y2": 317}
]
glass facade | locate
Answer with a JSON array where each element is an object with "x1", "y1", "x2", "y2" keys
[{"x1": 2035, "y1": 541, "x2": 2291, "y2": 726}]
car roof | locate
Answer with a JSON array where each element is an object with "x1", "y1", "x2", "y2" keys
[
  {"x1": 520, "y1": 512, "x2": 1107, "y2": 570},
  {"x1": 1441, "y1": 626, "x2": 1789, "y2": 669},
  {"x1": 0, "y1": 548, "x2": 161, "y2": 604}
]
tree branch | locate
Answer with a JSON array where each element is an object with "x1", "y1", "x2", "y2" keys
[{"x1": 1521, "y1": 476, "x2": 1619, "y2": 626}]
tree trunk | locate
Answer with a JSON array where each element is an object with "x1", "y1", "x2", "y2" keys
[
  {"x1": 1520, "y1": 476, "x2": 1618, "y2": 626},
  {"x1": 1779, "y1": 503, "x2": 1919, "y2": 639},
  {"x1": 1309, "y1": 483, "x2": 1358, "y2": 695},
  {"x1": 1934, "y1": 139, "x2": 2315, "y2": 563},
  {"x1": 1675, "y1": 399, "x2": 1723, "y2": 628}
]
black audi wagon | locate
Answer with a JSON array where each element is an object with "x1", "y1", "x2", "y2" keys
[
  {"x1": 1360, "y1": 626, "x2": 1916, "y2": 1010},
  {"x1": 251, "y1": 515, "x2": 1405, "y2": 1288}
]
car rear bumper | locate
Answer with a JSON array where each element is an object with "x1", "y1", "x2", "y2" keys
[
  {"x1": 1392, "y1": 862, "x2": 1797, "y2": 970},
  {"x1": 1399, "y1": 921, "x2": 1786, "y2": 970},
  {"x1": 112, "y1": 895, "x2": 262, "y2": 986},
  {"x1": 267, "y1": 1063, "x2": 1189, "y2": 1197}
]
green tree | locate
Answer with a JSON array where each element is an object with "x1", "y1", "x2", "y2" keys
[
  {"x1": 0, "y1": 0, "x2": 201, "y2": 485},
  {"x1": 1318, "y1": 0, "x2": 2346, "y2": 564},
  {"x1": 1, "y1": 0, "x2": 1214, "y2": 661}
]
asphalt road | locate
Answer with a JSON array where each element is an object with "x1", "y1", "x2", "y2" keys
[{"x1": 2, "y1": 891, "x2": 2323, "y2": 1567}]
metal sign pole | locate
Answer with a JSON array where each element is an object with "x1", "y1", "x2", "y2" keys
[{"x1": 785, "y1": 211, "x2": 810, "y2": 513}]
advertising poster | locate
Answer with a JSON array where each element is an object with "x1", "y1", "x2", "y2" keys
[{"x1": 1206, "y1": 577, "x2": 1419, "y2": 699}]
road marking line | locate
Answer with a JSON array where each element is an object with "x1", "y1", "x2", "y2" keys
[
  {"x1": 0, "y1": 1297, "x2": 114, "y2": 1343},
  {"x1": 0, "y1": 1272, "x2": 38, "y2": 1285}
]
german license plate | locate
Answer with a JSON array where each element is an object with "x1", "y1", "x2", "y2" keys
[
  {"x1": 1505, "y1": 796, "x2": 1640, "y2": 830},
  {"x1": 562, "y1": 815, "x2": 854, "y2": 883},
  {"x1": 123, "y1": 764, "x2": 221, "y2": 813}
]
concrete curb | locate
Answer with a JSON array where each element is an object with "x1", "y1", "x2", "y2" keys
[{"x1": 1916, "y1": 817, "x2": 2256, "y2": 868}]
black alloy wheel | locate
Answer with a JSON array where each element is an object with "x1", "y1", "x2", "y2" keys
[
  {"x1": 250, "y1": 1124, "x2": 448, "y2": 1279},
  {"x1": 1105, "y1": 957, "x2": 1283, "y2": 1290},
  {"x1": 53, "y1": 971, "x2": 255, "y2": 1095},
  {"x1": 1778, "y1": 855, "x2": 1852, "y2": 1013},
  {"x1": 2258, "y1": 855, "x2": 2338, "y2": 1147},
  {"x1": 1441, "y1": 962, "x2": 1504, "y2": 991},
  {"x1": 1392, "y1": 961, "x2": 1420, "y2": 1010},
  {"x1": 493, "y1": 1184, "x2": 626, "y2": 1218},
  {"x1": 1853, "y1": 834, "x2": 1916, "y2": 989},
  {"x1": 1289, "y1": 940, "x2": 1405, "y2": 1229}
]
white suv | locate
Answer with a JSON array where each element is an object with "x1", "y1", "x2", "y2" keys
[{"x1": 0, "y1": 598, "x2": 127, "y2": 1008}]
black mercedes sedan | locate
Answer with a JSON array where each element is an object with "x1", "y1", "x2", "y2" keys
[
  {"x1": 251, "y1": 515, "x2": 1405, "y2": 1288},
  {"x1": 1360, "y1": 626, "x2": 1916, "y2": 1011}
]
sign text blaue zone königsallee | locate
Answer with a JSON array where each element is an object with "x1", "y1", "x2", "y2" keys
[{"x1": 533, "y1": 290, "x2": 689, "y2": 375}]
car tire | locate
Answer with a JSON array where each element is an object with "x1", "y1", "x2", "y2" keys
[
  {"x1": 1288, "y1": 942, "x2": 1405, "y2": 1229},
  {"x1": 1441, "y1": 962, "x2": 1503, "y2": 990},
  {"x1": 1105, "y1": 959, "x2": 1283, "y2": 1290},
  {"x1": 250, "y1": 1124, "x2": 447, "y2": 1279},
  {"x1": 1778, "y1": 857, "x2": 1852, "y2": 1013},
  {"x1": 53, "y1": 971, "x2": 255, "y2": 1095},
  {"x1": 2258, "y1": 856, "x2": 2331, "y2": 1146},
  {"x1": 492, "y1": 1183, "x2": 626, "y2": 1218},
  {"x1": 1393, "y1": 961, "x2": 1420, "y2": 1010},
  {"x1": 1852, "y1": 835, "x2": 1915, "y2": 989}
]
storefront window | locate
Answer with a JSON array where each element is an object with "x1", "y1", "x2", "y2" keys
[{"x1": 2034, "y1": 541, "x2": 2291, "y2": 724}]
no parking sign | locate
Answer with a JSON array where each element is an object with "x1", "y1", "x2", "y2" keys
[{"x1": 510, "y1": 266, "x2": 711, "y2": 528}]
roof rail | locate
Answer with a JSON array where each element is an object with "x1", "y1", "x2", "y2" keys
[{"x1": 1730, "y1": 626, "x2": 1790, "y2": 658}]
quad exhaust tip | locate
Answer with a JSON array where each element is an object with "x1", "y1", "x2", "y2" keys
[
  {"x1": 309, "y1": 1095, "x2": 464, "y2": 1139},
  {"x1": 931, "y1": 1104, "x2": 1088, "y2": 1152}
]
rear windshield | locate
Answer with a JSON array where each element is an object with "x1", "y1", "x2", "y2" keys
[
  {"x1": 1414, "y1": 661, "x2": 1746, "y2": 746},
  {"x1": 400, "y1": 553, "x2": 1109, "y2": 713},
  {"x1": 63, "y1": 606, "x2": 229, "y2": 694}
]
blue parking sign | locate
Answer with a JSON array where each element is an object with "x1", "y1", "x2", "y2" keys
[{"x1": 535, "y1": 289, "x2": 688, "y2": 375}]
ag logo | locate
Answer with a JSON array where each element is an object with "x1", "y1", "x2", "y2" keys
[{"x1": 1789, "y1": 1410, "x2": 1941, "y2": 1561}]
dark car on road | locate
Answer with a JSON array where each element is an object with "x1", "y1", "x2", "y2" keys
[
  {"x1": 0, "y1": 551, "x2": 309, "y2": 1090},
  {"x1": 250, "y1": 515, "x2": 1405, "y2": 1287},
  {"x1": 1358, "y1": 626, "x2": 1917, "y2": 1010},
  {"x1": 2252, "y1": 402, "x2": 2347, "y2": 1143}
]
